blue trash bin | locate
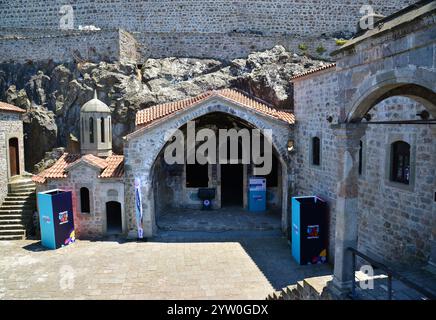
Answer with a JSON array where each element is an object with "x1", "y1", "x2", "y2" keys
[{"x1": 37, "y1": 189, "x2": 75, "y2": 249}]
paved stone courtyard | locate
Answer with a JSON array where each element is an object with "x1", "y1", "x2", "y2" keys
[
  {"x1": 157, "y1": 207, "x2": 282, "y2": 231},
  {"x1": 0, "y1": 230, "x2": 332, "y2": 300}
]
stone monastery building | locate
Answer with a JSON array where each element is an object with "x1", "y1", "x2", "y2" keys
[{"x1": 1, "y1": 0, "x2": 432, "y2": 297}]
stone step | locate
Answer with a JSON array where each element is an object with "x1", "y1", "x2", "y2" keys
[
  {"x1": 4, "y1": 195, "x2": 35, "y2": 201},
  {"x1": 7, "y1": 193, "x2": 36, "y2": 199},
  {"x1": 0, "y1": 215, "x2": 32, "y2": 223},
  {"x1": 9, "y1": 187, "x2": 36, "y2": 193},
  {"x1": 9, "y1": 181, "x2": 35, "y2": 186},
  {"x1": 0, "y1": 223, "x2": 26, "y2": 230},
  {"x1": 0, "y1": 234, "x2": 25, "y2": 240},
  {"x1": 2, "y1": 199, "x2": 35, "y2": 206},
  {"x1": 9, "y1": 181, "x2": 35, "y2": 188},
  {"x1": 0, "y1": 205, "x2": 36, "y2": 212},
  {"x1": 0, "y1": 228, "x2": 26, "y2": 236},
  {"x1": 0, "y1": 209, "x2": 34, "y2": 216},
  {"x1": 0, "y1": 218, "x2": 26, "y2": 224}
]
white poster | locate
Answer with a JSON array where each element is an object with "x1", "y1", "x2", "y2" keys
[{"x1": 134, "y1": 178, "x2": 144, "y2": 239}]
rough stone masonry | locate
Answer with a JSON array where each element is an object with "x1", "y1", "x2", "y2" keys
[{"x1": 0, "y1": 0, "x2": 416, "y2": 61}]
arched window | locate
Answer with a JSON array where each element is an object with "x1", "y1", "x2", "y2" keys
[
  {"x1": 312, "y1": 137, "x2": 321, "y2": 166},
  {"x1": 101, "y1": 117, "x2": 105, "y2": 143},
  {"x1": 81, "y1": 118, "x2": 84, "y2": 143},
  {"x1": 390, "y1": 141, "x2": 410, "y2": 184},
  {"x1": 89, "y1": 117, "x2": 94, "y2": 143},
  {"x1": 358, "y1": 140, "x2": 363, "y2": 175},
  {"x1": 80, "y1": 187, "x2": 90, "y2": 213},
  {"x1": 109, "y1": 117, "x2": 112, "y2": 142}
]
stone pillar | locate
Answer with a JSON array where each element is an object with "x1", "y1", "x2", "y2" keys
[
  {"x1": 329, "y1": 123, "x2": 366, "y2": 298},
  {"x1": 428, "y1": 126, "x2": 436, "y2": 270}
]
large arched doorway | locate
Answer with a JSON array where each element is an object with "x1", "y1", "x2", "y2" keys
[
  {"x1": 152, "y1": 112, "x2": 286, "y2": 232},
  {"x1": 8, "y1": 138, "x2": 20, "y2": 177},
  {"x1": 106, "y1": 201, "x2": 122, "y2": 234},
  {"x1": 334, "y1": 73, "x2": 436, "y2": 287}
]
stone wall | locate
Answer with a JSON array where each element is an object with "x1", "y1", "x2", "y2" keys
[
  {"x1": 1, "y1": 0, "x2": 414, "y2": 35},
  {"x1": 357, "y1": 97, "x2": 434, "y2": 267},
  {"x1": 37, "y1": 164, "x2": 125, "y2": 238},
  {"x1": 0, "y1": 111, "x2": 25, "y2": 205},
  {"x1": 0, "y1": 0, "x2": 415, "y2": 60},
  {"x1": 292, "y1": 69, "x2": 340, "y2": 262},
  {"x1": 134, "y1": 32, "x2": 338, "y2": 60},
  {"x1": 0, "y1": 29, "x2": 139, "y2": 64},
  {"x1": 292, "y1": 71, "x2": 435, "y2": 266}
]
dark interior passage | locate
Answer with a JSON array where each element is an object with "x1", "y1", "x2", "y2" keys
[
  {"x1": 106, "y1": 201, "x2": 122, "y2": 234},
  {"x1": 221, "y1": 164, "x2": 243, "y2": 207}
]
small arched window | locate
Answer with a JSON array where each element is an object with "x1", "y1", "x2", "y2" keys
[
  {"x1": 358, "y1": 140, "x2": 363, "y2": 175},
  {"x1": 101, "y1": 117, "x2": 105, "y2": 143},
  {"x1": 89, "y1": 117, "x2": 94, "y2": 144},
  {"x1": 312, "y1": 137, "x2": 321, "y2": 166},
  {"x1": 81, "y1": 118, "x2": 84, "y2": 143},
  {"x1": 109, "y1": 117, "x2": 112, "y2": 142},
  {"x1": 390, "y1": 141, "x2": 410, "y2": 184},
  {"x1": 80, "y1": 187, "x2": 90, "y2": 213}
]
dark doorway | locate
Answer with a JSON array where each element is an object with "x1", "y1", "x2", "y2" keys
[
  {"x1": 221, "y1": 164, "x2": 243, "y2": 207},
  {"x1": 8, "y1": 138, "x2": 20, "y2": 177},
  {"x1": 106, "y1": 201, "x2": 122, "y2": 234}
]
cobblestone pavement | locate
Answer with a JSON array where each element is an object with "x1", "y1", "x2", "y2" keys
[
  {"x1": 157, "y1": 207, "x2": 282, "y2": 231},
  {"x1": 0, "y1": 231, "x2": 332, "y2": 300}
]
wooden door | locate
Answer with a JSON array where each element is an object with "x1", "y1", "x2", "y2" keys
[{"x1": 8, "y1": 138, "x2": 19, "y2": 177}]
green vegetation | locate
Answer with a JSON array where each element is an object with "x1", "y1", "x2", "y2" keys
[
  {"x1": 335, "y1": 39, "x2": 348, "y2": 46},
  {"x1": 298, "y1": 43, "x2": 308, "y2": 52},
  {"x1": 316, "y1": 45, "x2": 326, "y2": 55}
]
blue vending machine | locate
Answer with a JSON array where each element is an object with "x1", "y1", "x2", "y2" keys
[
  {"x1": 37, "y1": 189, "x2": 75, "y2": 249},
  {"x1": 248, "y1": 177, "x2": 266, "y2": 212},
  {"x1": 291, "y1": 196, "x2": 328, "y2": 265}
]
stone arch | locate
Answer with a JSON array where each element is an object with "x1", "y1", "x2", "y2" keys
[
  {"x1": 346, "y1": 68, "x2": 436, "y2": 123},
  {"x1": 126, "y1": 99, "x2": 292, "y2": 236}
]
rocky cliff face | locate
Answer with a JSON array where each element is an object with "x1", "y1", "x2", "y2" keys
[{"x1": 0, "y1": 46, "x2": 328, "y2": 172}]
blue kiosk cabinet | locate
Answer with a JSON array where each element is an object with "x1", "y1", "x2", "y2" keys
[
  {"x1": 37, "y1": 189, "x2": 75, "y2": 249},
  {"x1": 291, "y1": 196, "x2": 328, "y2": 265},
  {"x1": 248, "y1": 177, "x2": 266, "y2": 212}
]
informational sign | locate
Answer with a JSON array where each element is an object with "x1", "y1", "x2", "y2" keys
[
  {"x1": 248, "y1": 177, "x2": 267, "y2": 212},
  {"x1": 134, "y1": 178, "x2": 144, "y2": 239},
  {"x1": 249, "y1": 177, "x2": 266, "y2": 191}
]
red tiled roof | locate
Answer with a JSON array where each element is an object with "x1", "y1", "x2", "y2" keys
[
  {"x1": 135, "y1": 89, "x2": 295, "y2": 127},
  {"x1": 0, "y1": 101, "x2": 26, "y2": 114},
  {"x1": 65, "y1": 154, "x2": 108, "y2": 171},
  {"x1": 32, "y1": 153, "x2": 124, "y2": 184},
  {"x1": 32, "y1": 153, "x2": 81, "y2": 183},
  {"x1": 290, "y1": 63, "x2": 336, "y2": 80},
  {"x1": 100, "y1": 155, "x2": 124, "y2": 179}
]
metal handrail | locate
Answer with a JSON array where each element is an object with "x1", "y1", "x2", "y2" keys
[{"x1": 347, "y1": 247, "x2": 436, "y2": 300}]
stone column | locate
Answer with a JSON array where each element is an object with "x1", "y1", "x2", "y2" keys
[
  {"x1": 329, "y1": 123, "x2": 366, "y2": 298},
  {"x1": 428, "y1": 126, "x2": 436, "y2": 270}
]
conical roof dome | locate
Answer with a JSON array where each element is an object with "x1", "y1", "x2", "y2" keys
[{"x1": 81, "y1": 90, "x2": 111, "y2": 113}]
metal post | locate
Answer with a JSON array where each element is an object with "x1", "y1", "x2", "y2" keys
[
  {"x1": 351, "y1": 251, "x2": 356, "y2": 299},
  {"x1": 387, "y1": 273, "x2": 393, "y2": 300}
]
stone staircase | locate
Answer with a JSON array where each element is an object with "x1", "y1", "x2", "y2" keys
[
  {"x1": 266, "y1": 267, "x2": 436, "y2": 300},
  {"x1": 0, "y1": 175, "x2": 36, "y2": 240},
  {"x1": 266, "y1": 275, "x2": 333, "y2": 300}
]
